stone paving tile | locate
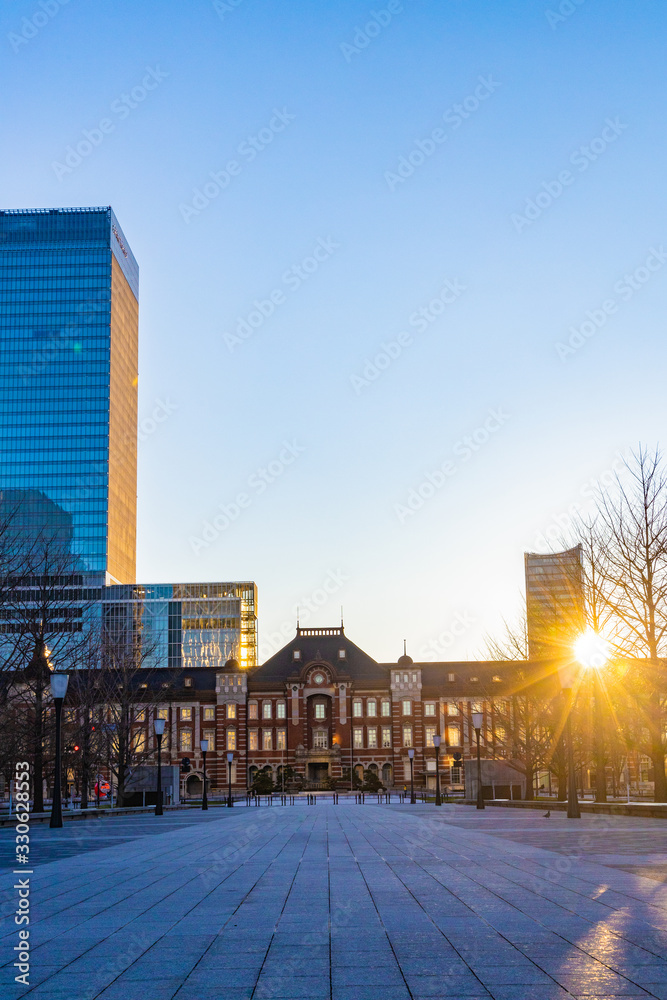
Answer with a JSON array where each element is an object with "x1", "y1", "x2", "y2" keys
[{"x1": 3, "y1": 804, "x2": 667, "y2": 999}]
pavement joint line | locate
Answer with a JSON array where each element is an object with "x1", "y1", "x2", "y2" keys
[
  {"x1": 169, "y1": 813, "x2": 318, "y2": 1000},
  {"x1": 3, "y1": 805, "x2": 667, "y2": 999},
  {"x1": 6, "y1": 813, "x2": 313, "y2": 995},
  {"x1": 350, "y1": 808, "x2": 665, "y2": 997},
  {"x1": 335, "y1": 810, "x2": 436, "y2": 1000}
]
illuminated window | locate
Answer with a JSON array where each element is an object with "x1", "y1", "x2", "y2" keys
[
  {"x1": 184, "y1": 677, "x2": 193, "y2": 688},
  {"x1": 338, "y1": 649, "x2": 346, "y2": 659},
  {"x1": 448, "y1": 673, "x2": 455, "y2": 683},
  {"x1": 64, "y1": 708, "x2": 76, "y2": 723},
  {"x1": 382, "y1": 727, "x2": 392, "y2": 748},
  {"x1": 495, "y1": 726, "x2": 506, "y2": 743},
  {"x1": 248, "y1": 702, "x2": 258, "y2": 720},
  {"x1": 447, "y1": 725, "x2": 460, "y2": 745},
  {"x1": 262, "y1": 702, "x2": 272, "y2": 719},
  {"x1": 451, "y1": 766, "x2": 462, "y2": 784},
  {"x1": 492, "y1": 675, "x2": 502, "y2": 683},
  {"x1": 402, "y1": 725, "x2": 413, "y2": 747},
  {"x1": 353, "y1": 699, "x2": 363, "y2": 718},
  {"x1": 367, "y1": 699, "x2": 377, "y2": 717},
  {"x1": 249, "y1": 730, "x2": 259, "y2": 751},
  {"x1": 412, "y1": 672, "x2": 418, "y2": 683},
  {"x1": 425, "y1": 726, "x2": 436, "y2": 747},
  {"x1": 203, "y1": 706, "x2": 215, "y2": 721},
  {"x1": 402, "y1": 699, "x2": 411, "y2": 716},
  {"x1": 157, "y1": 708, "x2": 168, "y2": 720},
  {"x1": 367, "y1": 728, "x2": 377, "y2": 749},
  {"x1": 293, "y1": 650, "x2": 301, "y2": 660},
  {"x1": 226, "y1": 729, "x2": 236, "y2": 751},
  {"x1": 227, "y1": 703, "x2": 236, "y2": 719},
  {"x1": 313, "y1": 730, "x2": 328, "y2": 749},
  {"x1": 470, "y1": 676, "x2": 479, "y2": 683},
  {"x1": 424, "y1": 703, "x2": 436, "y2": 717},
  {"x1": 353, "y1": 727, "x2": 364, "y2": 749},
  {"x1": 403, "y1": 673, "x2": 409, "y2": 683},
  {"x1": 132, "y1": 730, "x2": 146, "y2": 753},
  {"x1": 263, "y1": 730, "x2": 272, "y2": 751},
  {"x1": 180, "y1": 729, "x2": 192, "y2": 751},
  {"x1": 381, "y1": 700, "x2": 391, "y2": 717},
  {"x1": 203, "y1": 728, "x2": 215, "y2": 750},
  {"x1": 276, "y1": 701, "x2": 286, "y2": 719},
  {"x1": 314, "y1": 702, "x2": 326, "y2": 720},
  {"x1": 471, "y1": 701, "x2": 483, "y2": 714},
  {"x1": 135, "y1": 708, "x2": 146, "y2": 722},
  {"x1": 180, "y1": 707, "x2": 192, "y2": 721},
  {"x1": 277, "y1": 729, "x2": 286, "y2": 750}
]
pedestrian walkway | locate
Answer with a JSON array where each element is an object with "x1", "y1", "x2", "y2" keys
[{"x1": 2, "y1": 803, "x2": 667, "y2": 998}]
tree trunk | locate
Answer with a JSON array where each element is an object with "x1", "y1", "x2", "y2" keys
[
  {"x1": 557, "y1": 765, "x2": 567, "y2": 802},
  {"x1": 651, "y1": 740, "x2": 667, "y2": 802},
  {"x1": 524, "y1": 761, "x2": 535, "y2": 800}
]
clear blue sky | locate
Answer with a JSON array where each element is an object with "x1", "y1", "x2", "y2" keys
[{"x1": 2, "y1": 0, "x2": 666, "y2": 662}]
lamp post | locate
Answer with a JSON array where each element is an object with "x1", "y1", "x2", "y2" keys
[
  {"x1": 433, "y1": 734, "x2": 442, "y2": 806},
  {"x1": 154, "y1": 718, "x2": 165, "y2": 816},
  {"x1": 407, "y1": 747, "x2": 415, "y2": 804},
  {"x1": 200, "y1": 739, "x2": 209, "y2": 810},
  {"x1": 49, "y1": 672, "x2": 69, "y2": 829},
  {"x1": 226, "y1": 751, "x2": 234, "y2": 807},
  {"x1": 471, "y1": 712, "x2": 484, "y2": 810},
  {"x1": 558, "y1": 662, "x2": 581, "y2": 819}
]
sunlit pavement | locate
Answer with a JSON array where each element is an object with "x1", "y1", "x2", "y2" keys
[{"x1": 2, "y1": 803, "x2": 667, "y2": 999}]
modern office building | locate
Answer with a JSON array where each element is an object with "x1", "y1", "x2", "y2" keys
[
  {"x1": 0, "y1": 206, "x2": 139, "y2": 585},
  {"x1": 524, "y1": 544, "x2": 586, "y2": 659},
  {"x1": 103, "y1": 581, "x2": 258, "y2": 671}
]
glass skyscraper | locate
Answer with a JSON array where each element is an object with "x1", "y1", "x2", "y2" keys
[
  {"x1": 0, "y1": 207, "x2": 138, "y2": 584},
  {"x1": 103, "y1": 581, "x2": 259, "y2": 670}
]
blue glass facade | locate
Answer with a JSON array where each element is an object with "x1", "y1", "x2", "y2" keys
[
  {"x1": 103, "y1": 582, "x2": 259, "y2": 669},
  {"x1": 0, "y1": 207, "x2": 138, "y2": 583}
]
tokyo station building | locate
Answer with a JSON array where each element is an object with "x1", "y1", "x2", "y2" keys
[{"x1": 140, "y1": 624, "x2": 522, "y2": 797}]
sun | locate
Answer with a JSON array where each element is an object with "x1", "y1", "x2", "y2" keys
[{"x1": 574, "y1": 629, "x2": 611, "y2": 669}]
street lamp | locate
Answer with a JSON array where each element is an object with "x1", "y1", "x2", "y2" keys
[
  {"x1": 200, "y1": 739, "x2": 209, "y2": 811},
  {"x1": 49, "y1": 672, "x2": 69, "y2": 829},
  {"x1": 407, "y1": 747, "x2": 415, "y2": 804},
  {"x1": 433, "y1": 734, "x2": 442, "y2": 806},
  {"x1": 154, "y1": 718, "x2": 166, "y2": 816},
  {"x1": 226, "y1": 751, "x2": 234, "y2": 807},
  {"x1": 471, "y1": 712, "x2": 484, "y2": 811},
  {"x1": 558, "y1": 662, "x2": 581, "y2": 819}
]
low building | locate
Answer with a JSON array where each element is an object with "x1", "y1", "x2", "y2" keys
[{"x1": 106, "y1": 625, "x2": 538, "y2": 799}]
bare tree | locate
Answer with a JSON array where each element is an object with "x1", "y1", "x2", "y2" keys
[
  {"x1": 583, "y1": 447, "x2": 667, "y2": 801},
  {"x1": 1, "y1": 534, "x2": 94, "y2": 812},
  {"x1": 96, "y1": 607, "x2": 173, "y2": 807}
]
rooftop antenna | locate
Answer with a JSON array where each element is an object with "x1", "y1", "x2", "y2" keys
[
  {"x1": 403, "y1": 638, "x2": 407, "y2": 656},
  {"x1": 296, "y1": 606, "x2": 300, "y2": 632},
  {"x1": 341, "y1": 605, "x2": 344, "y2": 631}
]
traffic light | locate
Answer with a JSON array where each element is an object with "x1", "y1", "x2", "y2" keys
[{"x1": 181, "y1": 757, "x2": 191, "y2": 773}]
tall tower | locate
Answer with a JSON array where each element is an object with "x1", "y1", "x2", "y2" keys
[
  {"x1": 524, "y1": 544, "x2": 586, "y2": 660},
  {"x1": 0, "y1": 207, "x2": 138, "y2": 584}
]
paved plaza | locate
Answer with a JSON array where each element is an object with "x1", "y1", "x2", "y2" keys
[{"x1": 2, "y1": 803, "x2": 667, "y2": 1000}]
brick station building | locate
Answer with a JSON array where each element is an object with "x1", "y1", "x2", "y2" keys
[{"x1": 135, "y1": 624, "x2": 527, "y2": 799}]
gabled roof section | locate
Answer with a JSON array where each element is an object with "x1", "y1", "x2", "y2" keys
[{"x1": 250, "y1": 626, "x2": 387, "y2": 685}]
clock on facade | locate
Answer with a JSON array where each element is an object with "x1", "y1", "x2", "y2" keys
[{"x1": 313, "y1": 672, "x2": 325, "y2": 685}]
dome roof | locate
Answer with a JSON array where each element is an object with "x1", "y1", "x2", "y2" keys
[
  {"x1": 224, "y1": 656, "x2": 239, "y2": 670},
  {"x1": 397, "y1": 653, "x2": 413, "y2": 666}
]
